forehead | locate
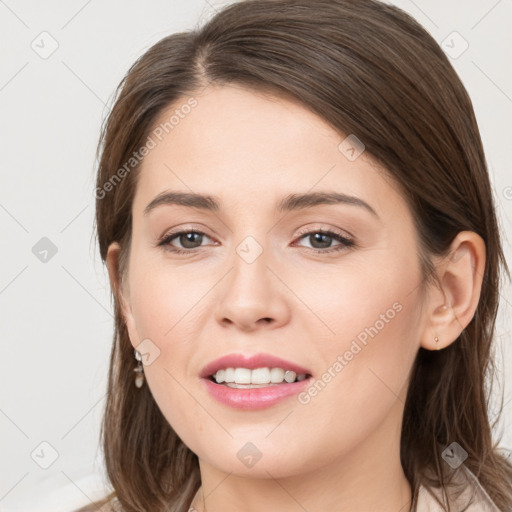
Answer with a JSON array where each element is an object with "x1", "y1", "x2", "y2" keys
[{"x1": 132, "y1": 84, "x2": 404, "y2": 219}]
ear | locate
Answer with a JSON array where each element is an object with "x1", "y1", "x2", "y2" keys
[
  {"x1": 106, "y1": 241, "x2": 140, "y2": 349},
  {"x1": 420, "y1": 231, "x2": 486, "y2": 351}
]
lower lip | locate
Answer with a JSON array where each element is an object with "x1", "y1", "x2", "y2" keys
[{"x1": 202, "y1": 377, "x2": 312, "y2": 410}]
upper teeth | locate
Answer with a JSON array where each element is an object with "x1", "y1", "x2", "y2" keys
[{"x1": 213, "y1": 367, "x2": 307, "y2": 385}]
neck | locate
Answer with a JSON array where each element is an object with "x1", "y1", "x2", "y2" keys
[{"x1": 191, "y1": 400, "x2": 412, "y2": 512}]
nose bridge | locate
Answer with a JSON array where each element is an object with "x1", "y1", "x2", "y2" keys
[
  {"x1": 229, "y1": 231, "x2": 272, "y2": 295},
  {"x1": 214, "y1": 229, "x2": 289, "y2": 329}
]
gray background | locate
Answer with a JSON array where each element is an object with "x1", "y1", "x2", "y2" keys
[{"x1": 1, "y1": 1, "x2": 511, "y2": 510}]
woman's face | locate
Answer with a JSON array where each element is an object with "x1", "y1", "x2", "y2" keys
[{"x1": 113, "y1": 84, "x2": 429, "y2": 478}]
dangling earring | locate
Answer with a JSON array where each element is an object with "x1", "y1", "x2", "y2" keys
[
  {"x1": 134, "y1": 349, "x2": 145, "y2": 388},
  {"x1": 434, "y1": 336, "x2": 440, "y2": 350}
]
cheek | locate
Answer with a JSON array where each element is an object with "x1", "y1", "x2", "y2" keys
[
  {"x1": 298, "y1": 256, "x2": 423, "y2": 436},
  {"x1": 274, "y1": 298, "x2": 421, "y2": 478},
  {"x1": 127, "y1": 264, "x2": 209, "y2": 448},
  {"x1": 128, "y1": 252, "x2": 203, "y2": 345}
]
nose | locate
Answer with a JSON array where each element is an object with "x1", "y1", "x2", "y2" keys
[{"x1": 214, "y1": 243, "x2": 290, "y2": 332}]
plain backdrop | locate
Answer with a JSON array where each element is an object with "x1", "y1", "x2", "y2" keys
[{"x1": 1, "y1": 0, "x2": 511, "y2": 510}]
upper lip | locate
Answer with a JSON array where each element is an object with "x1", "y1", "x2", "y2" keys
[{"x1": 200, "y1": 353, "x2": 312, "y2": 379}]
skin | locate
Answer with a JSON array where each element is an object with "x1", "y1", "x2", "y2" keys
[{"x1": 106, "y1": 83, "x2": 485, "y2": 512}]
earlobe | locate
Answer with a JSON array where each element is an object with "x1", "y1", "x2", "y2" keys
[
  {"x1": 106, "y1": 242, "x2": 139, "y2": 347},
  {"x1": 420, "y1": 231, "x2": 486, "y2": 351}
]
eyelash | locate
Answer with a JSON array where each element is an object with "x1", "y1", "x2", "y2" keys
[{"x1": 157, "y1": 227, "x2": 355, "y2": 255}]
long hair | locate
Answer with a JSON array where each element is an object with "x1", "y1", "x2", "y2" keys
[{"x1": 80, "y1": 1, "x2": 512, "y2": 510}]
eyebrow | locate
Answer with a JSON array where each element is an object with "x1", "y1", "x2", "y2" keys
[{"x1": 144, "y1": 191, "x2": 379, "y2": 218}]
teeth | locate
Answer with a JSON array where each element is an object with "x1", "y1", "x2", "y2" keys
[
  {"x1": 213, "y1": 367, "x2": 307, "y2": 385},
  {"x1": 270, "y1": 368, "x2": 284, "y2": 383},
  {"x1": 234, "y1": 368, "x2": 251, "y2": 384},
  {"x1": 252, "y1": 367, "x2": 270, "y2": 384},
  {"x1": 284, "y1": 370, "x2": 297, "y2": 383},
  {"x1": 215, "y1": 369, "x2": 225, "y2": 383}
]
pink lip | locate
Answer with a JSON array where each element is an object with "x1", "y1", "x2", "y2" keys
[
  {"x1": 199, "y1": 353, "x2": 312, "y2": 410},
  {"x1": 199, "y1": 353, "x2": 311, "y2": 379},
  {"x1": 202, "y1": 377, "x2": 312, "y2": 410}
]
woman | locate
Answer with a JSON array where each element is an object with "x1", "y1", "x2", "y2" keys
[{"x1": 79, "y1": 0, "x2": 512, "y2": 510}]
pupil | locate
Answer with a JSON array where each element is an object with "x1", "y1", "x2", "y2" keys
[
  {"x1": 311, "y1": 233, "x2": 331, "y2": 249},
  {"x1": 182, "y1": 233, "x2": 201, "y2": 248}
]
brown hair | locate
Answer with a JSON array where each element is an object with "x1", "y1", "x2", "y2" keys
[{"x1": 79, "y1": 0, "x2": 512, "y2": 510}]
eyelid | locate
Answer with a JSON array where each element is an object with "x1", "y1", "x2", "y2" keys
[
  {"x1": 295, "y1": 224, "x2": 353, "y2": 240},
  {"x1": 156, "y1": 226, "x2": 216, "y2": 247},
  {"x1": 157, "y1": 223, "x2": 356, "y2": 255},
  {"x1": 157, "y1": 223, "x2": 214, "y2": 240},
  {"x1": 293, "y1": 226, "x2": 355, "y2": 254},
  {"x1": 157, "y1": 224, "x2": 351, "y2": 243}
]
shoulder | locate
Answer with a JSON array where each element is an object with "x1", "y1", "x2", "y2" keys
[
  {"x1": 416, "y1": 466, "x2": 502, "y2": 511},
  {"x1": 73, "y1": 495, "x2": 122, "y2": 512},
  {"x1": 97, "y1": 498, "x2": 123, "y2": 512}
]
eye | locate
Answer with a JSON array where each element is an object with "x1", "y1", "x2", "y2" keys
[
  {"x1": 157, "y1": 227, "x2": 355, "y2": 256},
  {"x1": 158, "y1": 229, "x2": 214, "y2": 254},
  {"x1": 294, "y1": 228, "x2": 355, "y2": 254}
]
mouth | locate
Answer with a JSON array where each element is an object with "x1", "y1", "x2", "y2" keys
[
  {"x1": 207, "y1": 367, "x2": 311, "y2": 388},
  {"x1": 200, "y1": 353, "x2": 313, "y2": 410}
]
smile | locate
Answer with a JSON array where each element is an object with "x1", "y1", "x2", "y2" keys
[
  {"x1": 200, "y1": 353, "x2": 313, "y2": 410},
  {"x1": 211, "y1": 367, "x2": 309, "y2": 387}
]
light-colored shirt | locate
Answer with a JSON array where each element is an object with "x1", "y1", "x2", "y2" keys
[{"x1": 416, "y1": 465, "x2": 502, "y2": 511}]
